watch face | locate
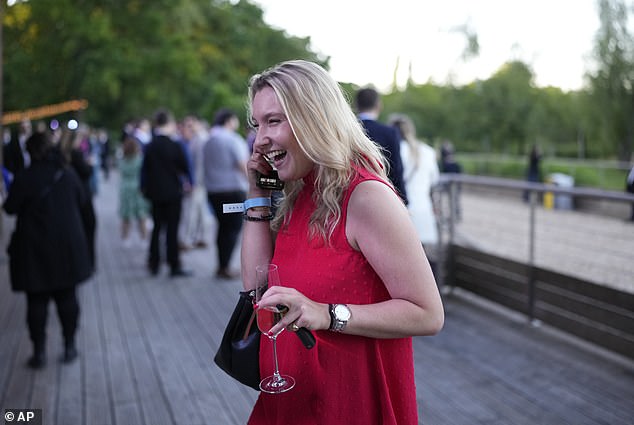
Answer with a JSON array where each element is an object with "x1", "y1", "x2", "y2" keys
[{"x1": 335, "y1": 304, "x2": 351, "y2": 321}]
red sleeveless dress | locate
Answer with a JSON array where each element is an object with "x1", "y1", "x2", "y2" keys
[{"x1": 248, "y1": 168, "x2": 418, "y2": 425}]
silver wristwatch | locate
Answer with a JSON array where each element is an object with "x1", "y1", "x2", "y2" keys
[{"x1": 329, "y1": 304, "x2": 351, "y2": 332}]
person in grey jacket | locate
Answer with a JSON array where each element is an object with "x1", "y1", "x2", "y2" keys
[{"x1": 203, "y1": 108, "x2": 249, "y2": 279}]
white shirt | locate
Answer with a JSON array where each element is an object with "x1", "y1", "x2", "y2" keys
[{"x1": 400, "y1": 140, "x2": 440, "y2": 244}]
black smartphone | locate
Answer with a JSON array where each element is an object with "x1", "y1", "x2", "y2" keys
[{"x1": 256, "y1": 170, "x2": 285, "y2": 190}]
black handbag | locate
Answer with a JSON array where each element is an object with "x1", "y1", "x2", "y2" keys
[{"x1": 214, "y1": 290, "x2": 261, "y2": 391}]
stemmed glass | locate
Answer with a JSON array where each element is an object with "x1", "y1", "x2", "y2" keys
[{"x1": 255, "y1": 263, "x2": 295, "y2": 393}]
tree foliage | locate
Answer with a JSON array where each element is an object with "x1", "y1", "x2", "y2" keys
[
  {"x1": 3, "y1": 0, "x2": 327, "y2": 131},
  {"x1": 586, "y1": 0, "x2": 634, "y2": 161},
  {"x1": 3, "y1": 0, "x2": 633, "y2": 162},
  {"x1": 383, "y1": 61, "x2": 586, "y2": 157}
]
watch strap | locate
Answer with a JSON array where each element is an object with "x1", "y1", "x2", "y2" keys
[
  {"x1": 329, "y1": 303, "x2": 349, "y2": 332},
  {"x1": 328, "y1": 303, "x2": 336, "y2": 331}
]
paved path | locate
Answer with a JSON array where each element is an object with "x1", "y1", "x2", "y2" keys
[
  {"x1": 0, "y1": 171, "x2": 632, "y2": 424},
  {"x1": 451, "y1": 191, "x2": 634, "y2": 294}
]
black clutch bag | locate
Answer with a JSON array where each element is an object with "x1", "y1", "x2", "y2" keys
[{"x1": 214, "y1": 290, "x2": 261, "y2": 391}]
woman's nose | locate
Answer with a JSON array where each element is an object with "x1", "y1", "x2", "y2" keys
[{"x1": 253, "y1": 132, "x2": 268, "y2": 152}]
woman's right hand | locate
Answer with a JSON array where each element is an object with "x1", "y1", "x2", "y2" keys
[{"x1": 246, "y1": 151, "x2": 273, "y2": 196}]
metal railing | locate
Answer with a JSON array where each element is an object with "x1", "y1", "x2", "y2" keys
[
  {"x1": 432, "y1": 173, "x2": 634, "y2": 321},
  {"x1": 430, "y1": 174, "x2": 634, "y2": 358}
]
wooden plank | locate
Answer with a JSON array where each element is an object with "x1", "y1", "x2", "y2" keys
[
  {"x1": 178, "y1": 280, "x2": 258, "y2": 424},
  {"x1": 56, "y1": 359, "x2": 83, "y2": 425},
  {"x1": 135, "y1": 279, "x2": 206, "y2": 425},
  {"x1": 103, "y1": 230, "x2": 175, "y2": 425},
  {"x1": 29, "y1": 307, "x2": 63, "y2": 425},
  {"x1": 536, "y1": 280, "x2": 634, "y2": 334},
  {"x1": 535, "y1": 267, "x2": 634, "y2": 307},
  {"x1": 454, "y1": 268, "x2": 528, "y2": 313},
  {"x1": 29, "y1": 359, "x2": 58, "y2": 425},
  {"x1": 453, "y1": 245, "x2": 530, "y2": 276},
  {"x1": 457, "y1": 256, "x2": 528, "y2": 290},
  {"x1": 0, "y1": 296, "x2": 26, "y2": 403},
  {"x1": 1, "y1": 335, "x2": 34, "y2": 411},
  {"x1": 535, "y1": 301, "x2": 634, "y2": 359},
  {"x1": 148, "y1": 282, "x2": 229, "y2": 425},
  {"x1": 80, "y1": 281, "x2": 114, "y2": 425},
  {"x1": 431, "y1": 291, "x2": 634, "y2": 425}
]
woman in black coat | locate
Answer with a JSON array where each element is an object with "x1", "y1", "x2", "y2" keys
[{"x1": 3, "y1": 131, "x2": 93, "y2": 369}]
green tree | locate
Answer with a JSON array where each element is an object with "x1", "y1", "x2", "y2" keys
[
  {"x1": 3, "y1": 0, "x2": 326, "y2": 132},
  {"x1": 587, "y1": 0, "x2": 634, "y2": 161},
  {"x1": 479, "y1": 61, "x2": 536, "y2": 154}
]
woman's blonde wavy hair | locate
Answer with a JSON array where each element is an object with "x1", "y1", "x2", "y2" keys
[{"x1": 248, "y1": 60, "x2": 390, "y2": 243}]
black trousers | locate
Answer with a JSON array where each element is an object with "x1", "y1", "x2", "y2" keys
[
  {"x1": 26, "y1": 287, "x2": 79, "y2": 351},
  {"x1": 149, "y1": 199, "x2": 183, "y2": 271},
  {"x1": 208, "y1": 191, "x2": 245, "y2": 270}
]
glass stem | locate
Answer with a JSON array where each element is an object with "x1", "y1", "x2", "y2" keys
[{"x1": 271, "y1": 337, "x2": 281, "y2": 379}]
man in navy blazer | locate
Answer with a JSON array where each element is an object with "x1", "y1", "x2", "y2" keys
[
  {"x1": 141, "y1": 108, "x2": 193, "y2": 277},
  {"x1": 355, "y1": 87, "x2": 408, "y2": 204}
]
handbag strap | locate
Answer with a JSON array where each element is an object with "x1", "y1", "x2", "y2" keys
[
  {"x1": 241, "y1": 289, "x2": 257, "y2": 341},
  {"x1": 242, "y1": 310, "x2": 257, "y2": 341}
]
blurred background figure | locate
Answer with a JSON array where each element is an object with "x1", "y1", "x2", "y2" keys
[
  {"x1": 118, "y1": 134, "x2": 149, "y2": 247},
  {"x1": 3, "y1": 119, "x2": 32, "y2": 178},
  {"x1": 3, "y1": 131, "x2": 92, "y2": 369},
  {"x1": 59, "y1": 126, "x2": 98, "y2": 272},
  {"x1": 203, "y1": 108, "x2": 249, "y2": 280},
  {"x1": 390, "y1": 113, "x2": 440, "y2": 278},
  {"x1": 626, "y1": 164, "x2": 634, "y2": 222},
  {"x1": 180, "y1": 115, "x2": 211, "y2": 249},
  {"x1": 439, "y1": 140, "x2": 463, "y2": 220},
  {"x1": 98, "y1": 128, "x2": 112, "y2": 181},
  {"x1": 524, "y1": 144, "x2": 543, "y2": 202},
  {"x1": 141, "y1": 108, "x2": 193, "y2": 278},
  {"x1": 132, "y1": 118, "x2": 152, "y2": 152}
]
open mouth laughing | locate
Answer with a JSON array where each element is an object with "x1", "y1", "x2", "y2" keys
[{"x1": 265, "y1": 149, "x2": 287, "y2": 165}]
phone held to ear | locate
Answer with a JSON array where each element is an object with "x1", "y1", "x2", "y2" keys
[{"x1": 256, "y1": 170, "x2": 285, "y2": 190}]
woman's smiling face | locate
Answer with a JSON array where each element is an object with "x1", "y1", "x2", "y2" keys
[{"x1": 251, "y1": 86, "x2": 314, "y2": 182}]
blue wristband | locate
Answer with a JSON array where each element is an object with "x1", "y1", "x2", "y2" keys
[{"x1": 244, "y1": 197, "x2": 271, "y2": 211}]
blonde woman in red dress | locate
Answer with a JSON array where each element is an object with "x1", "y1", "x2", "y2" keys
[{"x1": 241, "y1": 60, "x2": 444, "y2": 425}]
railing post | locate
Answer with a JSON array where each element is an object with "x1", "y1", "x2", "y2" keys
[
  {"x1": 449, "y1": 181, "x2": 456, "y2": 245},
  {"x1": 434, "y1": 183, "x2": 446, "y2": 292},
  {"x1": 445, "y1": 180, "x2": 458, "y2": 293},
  {"x1": 527, "y1": 189, "x2": 540, "y2": 326}
]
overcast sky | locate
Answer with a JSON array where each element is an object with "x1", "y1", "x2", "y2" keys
[{"x1": 253, "y1": 0, "x2": 602, "y2": 91}]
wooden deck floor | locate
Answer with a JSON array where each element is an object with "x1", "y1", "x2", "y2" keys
[{"x1": 1, "y1": 172, "x2": 633, "y2": 425}]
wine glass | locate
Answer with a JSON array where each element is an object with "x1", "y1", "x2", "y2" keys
[{"x1": 255, "y1": 263, "x2": 295, "y2": 393}]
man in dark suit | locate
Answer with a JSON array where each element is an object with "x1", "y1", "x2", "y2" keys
[
  {"x1": 141, "y1": 109, "x2": 193, "y2": 277},
  {"x1": 355, "y1": 87, "x2": 408, "y2": 204}
]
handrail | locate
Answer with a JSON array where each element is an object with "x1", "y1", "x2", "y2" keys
[{"x1": 437, "y1": 173, "x2": 634, "y2": 203}]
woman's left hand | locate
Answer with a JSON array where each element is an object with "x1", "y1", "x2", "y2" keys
[{"x1": 255, "y1": 285, "x2": 329, "y2": 336}]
